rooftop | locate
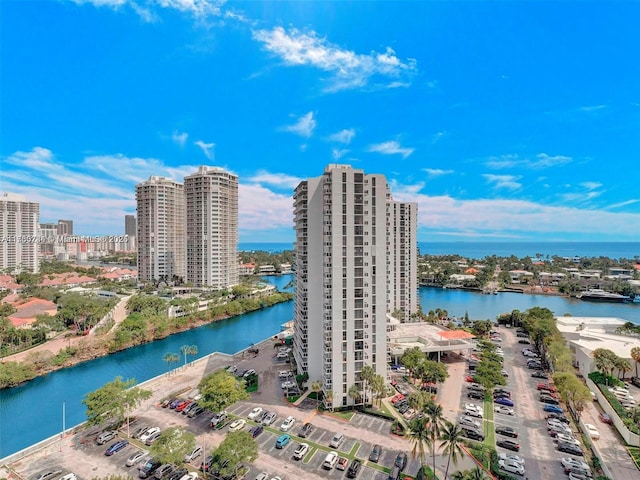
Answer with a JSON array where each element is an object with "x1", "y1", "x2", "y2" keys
[{"x1": 388, "y1": 322, "x2": 475, "y2": 356}]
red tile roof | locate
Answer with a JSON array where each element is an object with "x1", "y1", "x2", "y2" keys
[{"x1": 438, "y1": 330, "x2": 476, "y2": 340}]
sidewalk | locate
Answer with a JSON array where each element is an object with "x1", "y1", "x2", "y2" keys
[{"x1": 581, "y1": 400, "x2": 639, "y2": 480}]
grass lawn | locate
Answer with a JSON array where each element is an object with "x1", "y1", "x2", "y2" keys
[
  {"x1": 628, "y1": 447, "x2": 640, "y2": 470},
  {"x1": 329, "y1": 409, "x2": 356, "y2": 421},
  {"x1": 483, "y1": 396, "x2": 495, "y2": 447}
]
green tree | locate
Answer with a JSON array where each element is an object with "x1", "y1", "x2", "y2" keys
[
  {"x1": 420, "y1": 359, "x2": 449, "y2": 385},
  {"x1": 210, "y1": 431, "x2": 258, "y2": 479},
  {"x1": 348, "y1": 383, "x2": 361, "y2": 409},
  {"x1": 149, "y1": 426, "x2": 195, "y2": 465},
  {"x1": 180, "y1": 344, "x2": 198, "y2": 367},
  {"x1": 360, "y1": 364, "x2": 375, "y2": 405},
  {"x1": 631, "y1": 347, "x2": 640, "y2": 377},
  {"x1": 82, "y1": 377, "x2": 151, "y2": 429},
  {"x1": 408, "y1": 417, "x2": 432, "y2": 472},
  {"x1": 440, "y1": 420, "x2": 465, "y2": 480},
  {"x1": 424, "y1": 401, "x2": 444, "y2": 476},
  {"x1": 163, "y1": 352, "x2": 179, "y2": 374},
  {"x1": 370, "y1": 374, "x2": 386, "y2": 407},
  {"x1": 471, "y1": 320, "x2": 492, "y2": 338},
  {"x1": 401, "y1": 347, "x2": 425, "y2": 380},
  {"x1": 198, "y1": 370, "x2": 249, "y2": 412}
]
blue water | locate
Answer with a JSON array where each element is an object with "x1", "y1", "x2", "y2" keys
[
  {"x1": 240, "y1": 242, "x2": 640, "y2": 260},
  {"x1": 1, "y1": 273, "x2": 637, "y2": 458}
]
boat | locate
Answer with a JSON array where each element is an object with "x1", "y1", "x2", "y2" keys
[{"x1": 576, "y1": 289, "x2": 631, "y2": 303}]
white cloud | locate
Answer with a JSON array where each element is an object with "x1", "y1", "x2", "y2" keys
[
  {"x1": 282, "y1": 112, "x2": 316, "y2": 138},
  {"x1": 423, "y1": 168, "x2": 454, "y2": 177},
  {"x1": 581, "y1": 181, "x2": 603, "y2": 190},
  {"x1": 482, "y1": 174, "x2": 522, "y2": 190},
  {"x1": 247, "y1": 171, "x2": 302, "y2": 189},
  {"x1": 328, "y1": 128, "x2": 355, "y2": 144},
  {"x1": 252, "y1": 26, "x2": 417, "y2": 92},
  {"x1": 194, "y1": 140, "x2": 215, "y2": 159},
  {"x1": 486, "y1": 153, "x2": 572, "y2": 170},
  {"x1": 432, "y1": 131, "x2": 447, "y2": 143},
  {"x1": 5, "y1": 146, "x2": 56, "y2": 170},
  {"x1": 579, "y1": 104, "x2": 608, "y2": 112},
  {"x1": 533, "y1": 153, "x2": 572, "y2": 168},
  {"x1": 605, "y1": 199, "x2": 640, "y2": 210},
  {"x1": 71, "y1": 0, "x2": 229, "y2": 22},
  {"x1": 332, "y1": 149, "x2": 350, "y2": 160},
  {"x1": 367, "y1": 140, "x2": 414, "y2": 159},
  {"x1": 172, "y1": 130, "x2": 188, "y2": 147}
]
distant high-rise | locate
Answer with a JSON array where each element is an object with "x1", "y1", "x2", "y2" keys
[
  {"x1": 184, "y1": 166, "x2": 239, "y2": 288},
  {"x1": 0, "y1": 193, "x2": 40, "y2": 273},
  {"x1": 125, "y1": 215, "x2": 136, "y2": 237},
  {"x1": 135, "y1": 176, "x2": 186, "y2": 282},
  {"x1": 38, "y1": 222, "x2": 58, "y2": 255},
  {"x1": 57, "y1": 219, "x2": 73, "y2": 236},
  {"x1": 292, "y1": 164, "x2": 418, "y2": 409}
]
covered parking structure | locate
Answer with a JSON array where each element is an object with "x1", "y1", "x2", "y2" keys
[{"x1": 387, "y1": 322, "x2": 476, "y2": 364}]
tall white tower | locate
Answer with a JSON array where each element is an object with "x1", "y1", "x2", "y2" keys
[
  {"x1": 292, "y1": 165, "x2": 417, "y2": 409},
  {"x1": 184, "y1": 166, "x2": 239, "y2": 289},
  {"x1": 0, "y1": 193, "x2": 40, "y2": 273},
  {"x1": 135, "y1": 176, "x2": 186, "y2": 283}
]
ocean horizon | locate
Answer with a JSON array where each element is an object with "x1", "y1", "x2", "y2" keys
[{"x1": 240, "y1": 241, "x2": 640, "y2": 260}]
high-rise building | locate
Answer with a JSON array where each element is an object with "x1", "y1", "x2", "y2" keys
[
  {"x1": 135, "y1": 176, "x2": 186, "y2": 282},
  {"x1": 38, "y1": 222, "x2": 58, "y2": 255},
  {"x1": 292, "y1": 164, "x2": 417, "y2": 409},
  {"x1": 57, "y1": 219, "x2": 73, "y2": 236},
  {"x1": 125, "y1": 215, "x2": 137, "y2": 237},
  {"x1": 0, "y1": 193, "x2": 40, "y2": 273},
  {"x1": 184, "y1": 166, "x2": 239, "y2": 288}
]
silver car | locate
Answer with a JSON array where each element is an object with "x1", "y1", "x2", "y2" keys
[{"x1": 126, "y1": 449, "x2": 148, "y2": 467}]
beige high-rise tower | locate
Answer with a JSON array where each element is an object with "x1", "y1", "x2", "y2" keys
[
  {"x1": 184, "y1": 166, "x2": 239, "y2": 288},
  {"x1": 135, "y1": 176, "x2": 186, "y2": 282},
  {"x1": 292, "y1": 164, "x2": 418, "y2": 409},
  {"x1": 0, "y1": 193, "x2": 40, "y2": 273}
]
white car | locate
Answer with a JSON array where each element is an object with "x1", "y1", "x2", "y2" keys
[
  {"x1": 555, "y1": 433, "x2": 579, "y2": 445},
  {"x1": 293, "y1": 442, "x2": 309, "y2": 460},
  {"x1": 179, "y1": 473, "x2": 199, "y2": 480},
  {"x1": 494, "y1": 406, "x2": 514, "y2": 416},
  {"x1": 561, "y1": 458, "x2": 589, "y2": 471},
  {"x1": 254, "y1": 473, "x2": 269, "y2": 480},
  {"x1": 280, "y1": 415, "x2": 296, "y2": 432},
  {"x1": 498, "y1": 453, "x2": 525, "y2": 466},
  {"x1": 139, "y1": 427, "x2": 160, "y2": 443},
  {"x1": 184, "y1": 445, "x2": 203, "y2": 462},
  {"x1": 226, "y1": 365, "x2": 237, "y2": 373},
  {"x1": 608, "y1": 386, "x2": 630, "y2": 395},
  {"x1": 278, "y1": 370, "x2": 293, "y2": 378},
  {"x1": 499, "y1": 460, "x2": 525, "y2": 476},
  {"x1": 322, "y1": 451, "x2": 339, "y2": 469},
  {"x1": 584, "y1": 423, "x2": 600, "y2": 440},
  {"x1": 59, "y1": 475, "x2": 77, "y2": 480},
  {"x1": 248, "y1": 407, "x2": 263, "y2": 420},
  {"x1": 281, "y1": 381, "x2": 296, "y2": 389},
  {"x1": 228, "y1": 419, "x2": 246, "y2": 432}
]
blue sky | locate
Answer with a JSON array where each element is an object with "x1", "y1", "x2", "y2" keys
[{"x1": 2, "y1": 1, "x2": 639, "y2": 243}]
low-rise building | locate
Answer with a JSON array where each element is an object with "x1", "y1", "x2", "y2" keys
[{"x1": 7, "y1": 298, "x2": 57, "y2": 329}]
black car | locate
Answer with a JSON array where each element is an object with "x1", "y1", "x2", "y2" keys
[
  {"x1": 631, "y1": 377, "x2": 640, "y2": 388},
  {"x1": 557, "y1": 442, "x2": 583, "y2": 456},
  {"x1": 166, "y1": 468, "x2": 188, "y2": 480},
  {"x1": 139, "y1": 459, "x2": 162, "y2": 478},
  {"x1": 516, "y1": 332, "x2": 529, "y2": 338},
  {"x1": 369, "y1": 445, "x2": 382, "y2": 462},
  {"x1": 347, "y1": 459, "x2": 362, "y2": 478},
  {"x1": 461, "y1": 428, "x2": 484, "y2": 441},
  {"x1": 132, "y1": 425, "x2": 150, "y2": 439},
  {"x1": 546, "y1": 412, "x2": 570, "y2": 423},
  {"x1": 394, "y1": 452, "x2": 408, "y2": 470},
  {"x1": 528, "y1": 363, "x2": 544, "y2": 370},
  {"x1": 496, "y1": 426, "x2": 518, "y2": 438},
  {"x1": 493, "y1": 392, "x2": 510, "y2": 400},
  {"x1": 468, "y1": 390, "x2": 483, "y2": 400},
  {"x1": 398, "y1": 404, "x2": 409, "y2": 414},
  {"x1": 494, "y1": 388, "x2": 510, "y2": 396},
  {"x1": 249, "y1": 425, "x2": 264, "y2": 438},
  {"x1": 518, "y1": 339, "x2": 531, "y2": 344},
  {"x1": 200, "y1": 455, "x2": 214, "y2": 472},
  {"x1": 540, "y1": 395, "x2": 559, "y2": 405},
  {"x1": 299, "y1": 422, "x2": 314, "y2": 438},
  {"x1": 532, "y1": 371, "x2": 549, "y2": 379},
  {"x1": 497, "y1": 439, "x2": 520, "y2": 451},
  {"x1": 188, "y1": 406, "x2": 205, "y2": 418}
]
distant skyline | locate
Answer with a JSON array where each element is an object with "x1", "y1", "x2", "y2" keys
[{"x1": 2, "y1": 1, "x2": 639, "y2": 242}]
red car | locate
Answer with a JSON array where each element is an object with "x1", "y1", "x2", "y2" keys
[
  {"x1": 537, "y1": 383, "x2": 557, "y2": 392},
  {"x1": 465, "y1": 376, "x2": 475, "y2": 382},
  {"x1": 599, "y1": 412, "x2": 613, "y2": 424},
  {"x1": 175, "y1": 400, "x2": 192, "y2": 412},
  {"x1": 391, "y1": 394, "x2": 405, "y2": 404}
]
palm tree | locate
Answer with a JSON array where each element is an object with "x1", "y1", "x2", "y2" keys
[
  {"x1": 348, "y1": 384, "x2": 361, "y2": 410},
  {"x1": 450, "y1": 472, "x2": 465, "y2": 480},
  {"x1": 631, "y1": 347, "x2": 640, "y2": 377},
  {"x1": 163, "y1": 352, "x2": 179, "y2": 374},
  {"x1": 424, "y1": 401, "x2": 444, "y2": 475},
  {"x1": 186, "y1": 344, "x2": 198, "y2": 365},
  {"x1": 440, "y1": 421, "x2": 465, "y2": 479},
  {"x1": 360, "y1": 364, "x2": 375, "y2": 404},
  {"x1": 616, "y1": 357, "x2": 632, "y2": 380},
  {"x1": 324, "y1": 389, "x2": 334, "y2": 412},
  {"x1": 408, "y1": 417, "x2": 432, "y2": 473},
  {"x1": 310, "y1": 380, "x2": 321, "y2": 407},
  {"x1": 466, "y1": 467, "x2": 488, "y2": 480}
]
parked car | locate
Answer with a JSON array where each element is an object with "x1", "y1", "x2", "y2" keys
[
  {"x1": 599, "y1": 412, "x2": 613, "y2": 424},
  {"x1": 540, "y1": 394, "x2": 559, "y2": 405},
  {"x1": 323, "y1": 451, "x2": 339, "y2": 469},
  {"x1": 144, "y1": 430, "x2": 162, "y2": 445},
  {"x1": 329, "y1": 433, "x2": 344, "y2": 448},
  {"x1": 280, "y1": 415, "x2": 296, "y2": 432},
  {"x1": 132, "y1": 425, "x2": 150, "y2": 439},
  {"x1": 499, "y1": 460, "x2": 525, "y2": 476},
  {"x1": 555, "y1": 433, "x2": 579, "y2": 446},
  {"x1": 337, "y1": 457, "x2": 348, "y2": 471},
  {"x1": 537, "y1": 383, "x2": 556, "y2": 392},
  {"x1": 518, "y1": 339, "x2": 531, "y2": 344},
  {"x1": 104, "y1": 439, "x2": 129, "y2": 456},
  {"x1": 275, "y1": 434, "x2": 291, "y2": 449},
  {"x1": 347, "y1": 459, "x2": 362, "y2": 478},
  {"x1": 227, "y1": 419, "x2": 246, "y2": 432},
  {"x1": 243, "y1": 368, "x2": 256, "y2": 378},
  {"x1": 248, "y1": 407, "x2": 263, "y2": 420},
  {"x1": 496, "y1": 426, "x2": 518, "y2": 438},
  {"x1": 96, "y1": 430, "x2": 117, "y2": 445},
  {"x1": 544, "y1": 404, "x2": 564, "y2": 414},
  {"x1": 461, "y1": 428, "x2": 484, "y2": 441},
  {"x1": 58, "y1": 475, "x2": 77, "y2": 480},
  {"x1": 299, "y1": 422, "x2": 314, "y2": 438},
  {"x1": 210, "y1": 411, "x2": 228, "y2": 427},
  {"x1": 184, "y1": 445, "x2": 203, "y2": 463},
  {"x1": 33, "y1": 471, "x2": 63, "y2": 480},
  {"x1": 187, "y1": 406, "x2": 205, "y2": 418},
  {"x1": 497, "y1": 439, "x2": 520, "y2": 452},
  {"x1": 126, "y1": 449, "x2": 148, "y2": 467},
  {"x1": 631, "y1": 377, "x2": 640, "y2": 388},
  {"x1": 138, "y1": 459, "x2": 162, "y2": 478},
  {"x1": 369, "y1": 444, "x2": 382, "y2": 462},
  {"x1": 262, "y1": 412, "x2": 277, "y2": 426},
  {"x1": 293, "y1": 443, "x2": 309, "y2": 460},
  {"x1": 226, "y1": 365, "x2": 237, "y2": 374},
  {"x1": 498, "y1": 453, "x2": 525, "y2": 466},
  {"x1": 281, "y1": 381, "x2": 296, "y2": 389},
  {"x1": 494, "y1": 397, "x2": 514, "y2": 407},
  {"x1": 568, "y1": 471, "x2": 592, "y2": 480},
  {"x1": 166, "y1": 468, "x2": 188, "y2": 480},
  {"x1": 153, "y1": 464, "x2": 176, "y2": 479},
  {"x1": 557, "y1": 442, "x2": 583, "y2": 456},
  {"x1": 199, "y1": 455, "x2": 214, "y2": 472},
  {"x1": 495, "y1": 406, "x2": 514, "y2": 416},
  {"x1": 561, "y1": 457, "x2": 590, "y2": 472},
  {"x1": 584, "y1": 423, "x2": 600, "y2": 440},
  {"x1": 547, "y1": 412, "x2": 570, "y2": 423},
  {"x1": 468, "y1": 390, "x2": 484, "y2": 400},
  {"x1": 249, "y1": 425, "x2": 264, "y2": 438},
  {"x1": 278, "y1": 370, "x2": 293, "y2": 378},
  {"x1": 459, "y1": 415, "x2": 481, "y2": 429},
  {"x1": 532, "y1": 371, "x2": 549, "y2": 379},
  {"x1": 175, "y1": 400, "x2": 192, "y2": 412}
]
